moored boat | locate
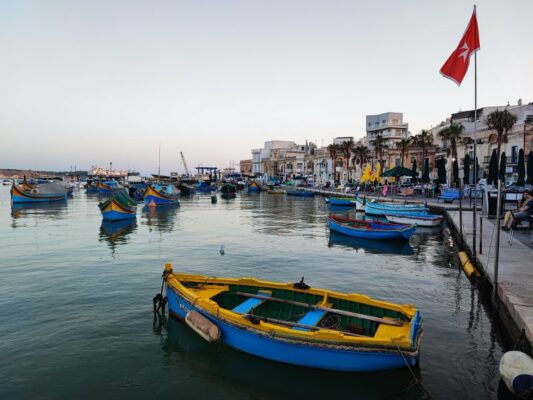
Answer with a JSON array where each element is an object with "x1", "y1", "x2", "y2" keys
[
  {"x1": 326, "y1": 197, "x2": 355, "y2": 206},
  {"x1": 162, "y1": 265, "x2": 423, "y2": 372},
  {"x1": 195, "y1": 181, "x2": 215, "y2": 192},
  {"x1": 364, "y1": 201, "x2": 428, "y2": 217},
  {"x1": 99, "y1": 190, "x2": 137, "y2": 221},
  {"x1": 10, "y1": 182, "x2": 68, "y2": 204},
  {"x1": 267, "y1": 188, "x2": 286, "y2": 194},
  {"x1": 286, "y1": 188, "x2": 315, "y2": 197},
  {"x1": 143, "y1": 184, "x2": 180, "y2": 205},
  {"x1": 247, "y1": 181, "x2": 261, "y2": 192},
  {"x1": 178, "y1": 183, "x2": 196, "y2": 195},
  {"x1": 98, "y1": 181, "x2": 123, "y2": 196},
  {"x1": 220, "y1": 183, "x2": 237, "y2": 199},
  {"x1": 384, "y1": 212, "x2": 443, "y2": 227},
  {"x1": 328, "y1": 214, "x2": 416, "y2": 240}
]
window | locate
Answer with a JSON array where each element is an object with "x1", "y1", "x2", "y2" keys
[
  {"x1": 382, "y1": 119, "x2": 386, "y2": 124},
  {"x1": 368, "y1": 122, "x2": 372, "y2": 126},
  {"x1": 392, "y1": 119, "x2": 398, "y2": 124},
  {"x1": 511, "y1": 146, "x2": 518, "y2": 163},
  {"x1": 395, "y1": 158, "x2": 401, "y2": 167}
]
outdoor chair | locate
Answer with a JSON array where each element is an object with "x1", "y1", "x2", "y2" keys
[{"x1": 507, "y1": 216, "x2": 533, "y2": 246}]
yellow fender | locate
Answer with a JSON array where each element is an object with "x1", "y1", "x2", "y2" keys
[{"x1": 458, "y1": 251, "x2": 480, "y2": 279}]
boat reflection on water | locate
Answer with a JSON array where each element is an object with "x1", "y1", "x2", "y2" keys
[
  {"x1": 11, "y1": 202, "x2": 68, "y2": 222},
  {"x1": 328, "y1": 232, "x2": 414, "y2": 255},
  {"x1": 162, "y1": 317, "x2": 419, "y2": 399},
  {"x1": 99, "y1": 219, "x2": 137, "y2": 253},
  {"x1": 142, "y1": 204, "x2": 177, "y2": 232}
]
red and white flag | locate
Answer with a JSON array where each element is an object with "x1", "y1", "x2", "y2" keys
[{"x1": 440, "y1": 10, "x2": 480, "y2": 86}]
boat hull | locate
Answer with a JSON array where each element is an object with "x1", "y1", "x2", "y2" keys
[
  {"x1": 143, "y1": 186, "x2": 179, "y2": 205},
  {"x1": 221, "y1": 192, "x2": 236, "y2": 199},
  {"x1": 327, "y1": 197, "x2": 355, "y2": 206},
  {"x1": 385, "y1": 214, "x2": 443, "y2": 227},
  {"x1": 99, "y1": 198, "x2": 136, "y2": 221},
  {"x1": 286, "y1": 189, "x2": 314, "y2": 197},
  {"x1": 166, "y1": 287, "x2": 416, "y2": 372},
  {"x1": 328, "y1": 218, "x2": 415, "y2": 240},
  {"x1": 365, "y1": 203, "x2": 428, "y2": 217},
  {"x1": 10, "y1": 185, "x2": 67, "y2": 204}
]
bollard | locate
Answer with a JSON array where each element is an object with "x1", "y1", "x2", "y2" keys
[{"x1": 479, "y1": 216, "x2": 483, "y2": 254}]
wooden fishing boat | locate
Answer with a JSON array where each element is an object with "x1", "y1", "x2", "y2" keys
[
  {"x1": 98, "y1": 181, "x2": 123, "y2": 196},
  {"x1": 220, "y1": 183, "x2": 237, "y2": 194},
  {"x1": 286, "y1": 188, "x2": 315, "y2": 197},
  {"x1": 384, "y1": 212, "x2": 443, "y2": 227},
  {"x1": 326, "y1": 197, "x2": 355, "y2": 207},
  {"x1": 328, "y1": 214, "x2": 416, "y2": 240},
  {"x1": 99, "y1": 190, "x2": 137, "y2": 221},
  {"x1": 364, "y1": 201, "x2": 428, "y2": 217},
  {"x1": 10, "y1": 182, "x2": 68, "y2": 204},
  {"x1": 247, "y1": 181, "x2": 261, "y2": 192},
  {"x1": 178, "y1": 183, "x2": 196, "y2": 195},
  {"x1": 328, "y1": 232, "x2": 414, "y2": 255},
  {"x1": 267, "y1": 188, "x2": 286, "y2": 194},
  {"x1": 162, "y1": 265, "x2": 422, "y2": 372},
  {"x1": 143, "y1": 184, "x2": 180, "y2": 205},
  {"x1": 195, "y1": 181, "x2": 215, "y2": 192}
]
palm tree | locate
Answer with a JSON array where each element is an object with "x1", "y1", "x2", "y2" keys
[
  {"x1": 327, "y1": 143, "x2": 341, "y2": 182},
  {"x1": 486, "y1": 110, "x2": 518, "y2": 172},
  {"x1": 416, "y1": 129, "x2": 434, "y2": 160},
  {"x1": 340, "y1": 139, "x2": 354, "y2": 181},
  {"x1": 352, "y1": 145, "x2": 370, "y2": 175},
  {"x1": 396, "y1": 138, "x2": 411, "y2": 167},
  {"x1": 371, "y1": 135, "x2": 388, "y2": 169},
  {"x1": 438, "y1": 123, "x2": 464, "y2": 185}
]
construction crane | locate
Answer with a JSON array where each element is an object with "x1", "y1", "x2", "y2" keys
[{"x1": 180, "y1": 152, "x2": 190, "y2": 177}]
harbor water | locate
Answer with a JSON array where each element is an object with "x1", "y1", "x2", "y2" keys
[{"x1": 0, "y1": 187, "x2": 507, "y2": 399}]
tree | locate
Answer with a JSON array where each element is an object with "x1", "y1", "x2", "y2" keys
[
  {"x1": 486, "y1": 110, "x2": 517, "y2": 177},
  {"x1": 339, "y1": 139, "x2": 354, "y2": 181},
  {"x1": 411, "y1": 158, "x2": 417, "y2": 178},
  {"x1": 371, "y1": 135, "x2": 388, "y2": 169},
  {"x1": 527, "y1": 151, "x2": 533, "y2": 185},
  {"x1": 352, "y1": 145, "x2": 370, "y2": 175},
  {"x1": 487, "y1": 149, "x2": 498, "y2": 185},
  {"x1": 517, "y1": 149, "x2": 525, "y2": 186},
  {"x1": 422, "y1": 158, "x2": 430, "y2": 183},
  {"x1": 452, "y1": 159, "x2": 459, "y2": 188},
  {"x1": 396, "y1": 138, "x2": 411, "y2": 167},
  {"x1": 327, "y1": 143, "x2": 341, "y2": 182},
  {"x1": 463, "y1": 154, "x2": 471, "y2": 185},
  {"x1": 414, "y1": 129, "x2": 434, "y2": 160},
  {"x1": 438, "y1": 123, "x2": 464, "y2": 186}
]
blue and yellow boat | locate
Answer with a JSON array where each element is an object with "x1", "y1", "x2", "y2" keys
[
  {"x1": 98, "y1": 181, "x2": 123, "y2": 196},
  {"x1": 286, "y1": 188, "x2": 315, "y2": 197},
  {"x1": 143, "y1": 184, "x2": 180, "y2": 205},
  {"x1": 162, "y1": 265, "x2": 422, "y2": 372},
  {"x1": 10, "y1": 182, "x2": 68, "y2": 204},
  {"x1": 247, "y1": 181, "x2": 261, "y2": 192},
  {"x1": 98, "y1": 190, "x2": 137, "y2": 221}
]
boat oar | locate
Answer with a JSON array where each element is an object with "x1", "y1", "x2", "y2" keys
[
  {"x1": 244, "y1": 314, "x2": 366, "y2": 337},
  {"x1": 236, "y1": 292, "x2": 403, "y2": 327}
]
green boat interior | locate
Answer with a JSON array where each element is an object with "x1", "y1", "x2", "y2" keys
[{"x1": 182, "y1": 282, "x2": 409, "y2": 337}]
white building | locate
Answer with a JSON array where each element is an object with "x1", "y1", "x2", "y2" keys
[{"x1": 366, "y1": 112, "x2": 409, "y2": 149}]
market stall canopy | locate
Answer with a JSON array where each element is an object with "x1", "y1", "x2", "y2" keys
[{"x1": 382, "y1": 166, "x2": 419, "y2": 177}]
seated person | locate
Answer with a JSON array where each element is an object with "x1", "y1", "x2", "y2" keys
[{"x1": 502, "y1": 191, "x2": 533, "y2": 230}]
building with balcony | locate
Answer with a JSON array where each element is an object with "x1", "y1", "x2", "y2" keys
[
  {"x1": 366, "y1": 112, "x2": 410, "y2": 149},
  {"x1": 239, "y1": 159, "x2": 252, "y2": 175}
]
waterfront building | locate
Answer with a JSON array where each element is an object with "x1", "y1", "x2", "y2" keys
[
  {"x1": 239, "y1": 159, "x2": 252, "y2": 176},
  {"x1": 366, "y1": 112, "x2": 410, "y2": 149}
]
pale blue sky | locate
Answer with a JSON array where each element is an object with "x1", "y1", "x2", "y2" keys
[{"x1": 1, "y1": 0, "x2": 532, "y2": 175}]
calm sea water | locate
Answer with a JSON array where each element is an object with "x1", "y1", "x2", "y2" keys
[{"x1": 0, "y1": 187, "x2": 507, "y2": 399}]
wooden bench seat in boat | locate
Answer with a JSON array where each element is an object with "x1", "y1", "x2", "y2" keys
[
  {"x1": 293, "y1": 309, "x2": 328, "y2": 331},
  {"x1": 232, "y1": 291, "x2": 271, "y2": 314}
]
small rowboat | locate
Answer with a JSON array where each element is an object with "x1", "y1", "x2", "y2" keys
[
  {"x1": 364, "y1": 201, "x2": 428, "y2": 217},
  {"x1": 267, "y1": 188, "x2": 286, "y2": 194},
  {"x1": 99, "y1": 190, "x2": 137, "y2": 221},
  {"x1": 328, "y1": 214, "x2": 416, "y2": 240},
  {"x1": 384, "y1": 212, "x2": 443, "y2": 227},
  {"x1": 143, "y1": 184, "x2": 180, "y2": 206},
  {"x1": 286, "y1": 188, "x2": 315, "y2": 197},
  {"x1": 326, "y1": 197, "x2": 355, "y2": 207},
  {"x1": 163, "y1": 265, "x2": 422, "y2": 372}
]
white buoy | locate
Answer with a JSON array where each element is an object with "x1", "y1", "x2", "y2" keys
[{"x1": 499, "y1": 351, "x2": 533, "y2": 397}]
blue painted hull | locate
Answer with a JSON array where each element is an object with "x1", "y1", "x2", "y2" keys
[
  {"x1": 144, "y1": 195, "x2": 178, "y2": 205},
  {"x1": 286, "y1": 190, "x2": 314, "y2": 197},
  {"x1": 247, "y1": 186, "x2": 260, "y2": 192},
  {"x1": 11, "y1": 194, "x2": 67, "y2": 203},
  {"x1": 329, "y1": 219, "x2": 415, "y2": 240},
  {"x1": 328, "y1": 198, "x2": 354, "y2": 206},
  {"x1": 101, "y1": 209, "x2": 136, "y2": 221},
  {"x1": 365, "y1": 203, "x2": 428, "y2": 217},
  {"x1": 98, "y1": 188, "x2": 122, "y2": 196},
  {"x1": 166, "y1": 287, "x2": 416, "y2": 371}
]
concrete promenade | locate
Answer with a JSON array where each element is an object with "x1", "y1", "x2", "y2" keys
[{"x1": 308, "y1": 187, "x2": 533, "y2": 349}]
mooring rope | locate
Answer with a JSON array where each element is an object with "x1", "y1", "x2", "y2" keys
[{"x1": 395, "y1": 344, "x2": 432, "y2": 399}]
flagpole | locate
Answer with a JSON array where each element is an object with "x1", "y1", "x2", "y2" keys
[{"x1": 472, "y1": 4, "x2": 478, "y2": 262}]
